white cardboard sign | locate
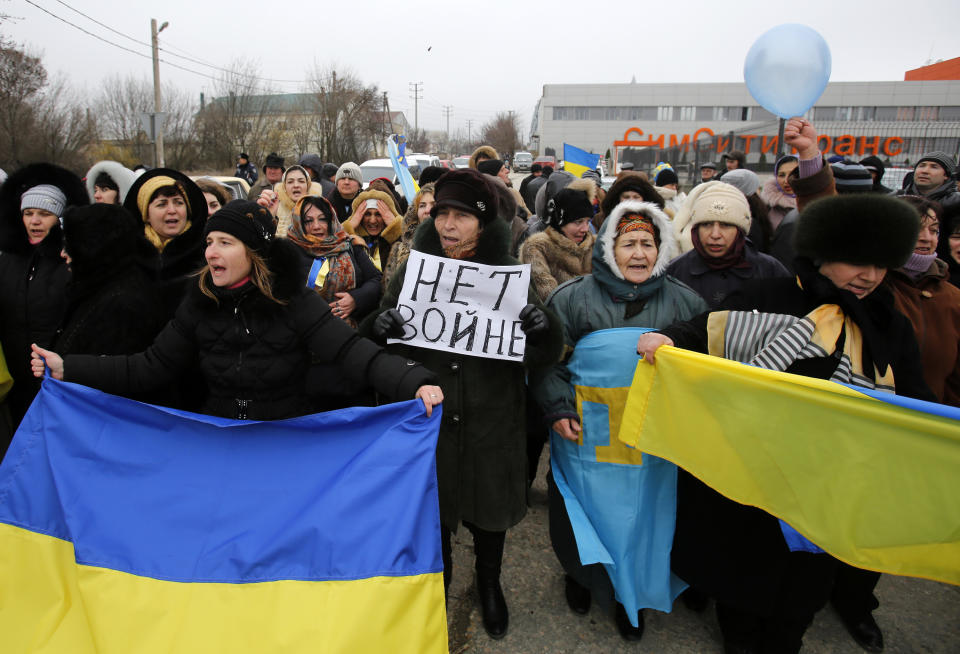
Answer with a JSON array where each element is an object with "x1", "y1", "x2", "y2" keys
[{"x1": 388, "y1": 251, "x2": 531, "y2": 361}]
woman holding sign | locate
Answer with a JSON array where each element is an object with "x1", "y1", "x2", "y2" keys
[
  {"x1": 363, "y1": 168, "x2": 563, "y2": 640},
  {"x1": 531, "y1": 200, "x2": 707, "y2": 641}
]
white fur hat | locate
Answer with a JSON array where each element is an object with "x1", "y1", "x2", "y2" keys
[{"x1": 672, "y1": 181, "x2": 751, "y2": 253}]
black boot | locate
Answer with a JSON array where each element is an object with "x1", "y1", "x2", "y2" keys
[
  {"x1": 614, "y1": 602, "x2": 644, "y2": 642},
  {"x1": 471, "y1": 525, "x2": 508, "y2": 639},
  {"x1": 564, "y1": 575, "x2": 591, "y2": 614},
  {"x1": 837, "y1": 611, "x2": 884, "y2": 653}
]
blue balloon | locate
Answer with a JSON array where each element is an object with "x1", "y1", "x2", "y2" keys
[{"x1": 744, "y1": 24, "x2": 832, "y2": 119}]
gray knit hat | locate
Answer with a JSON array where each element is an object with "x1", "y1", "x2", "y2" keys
[
  {"x1": 719, "y1": 169, "x2": 760, "y2": 197},
  {"x1": 915, "y1": 151, "x2": 956, "y2": 177},
  {"x1": 335, "y1": 162, "x2": 362, "y2": 183},
  {"x1": 21, "y1": 184, "x2": 67, "y2": 216},
  {"x1": 830, "y1": 162, "x2": 874, "y2": 194}
]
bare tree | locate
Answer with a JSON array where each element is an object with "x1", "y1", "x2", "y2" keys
[
  {"x1": 481, "y1": 112, "x2": 521, "y2": 159},
  {"x1": 309, "y1": 64, "x2": 383, "y2": 163},
  {"x1": 0, "y1": 37, "x2": 46, "y2": 168},
  {"x1": 195, "y1": 58, "x2": 277, "y2": 170},
  {"x1": 30, "y1": 74, "x2": 97, "y2": 171}
]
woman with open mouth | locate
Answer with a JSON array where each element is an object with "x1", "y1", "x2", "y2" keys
[
  {"x1": 0, "y1": 163, "x2": 88, "y2": 440},
  {"x1": 123, "y1": 168, "x2": 209, "y2": 319},
  {"x1": 344, "y1": 189, "x2": 402, "y2": 272},
  {"x1": 531, "y1": 198, "x2": 708, "y2": 642},
  {"x1": 32, "y1": 200, "x2": 442, "y2": 426},
  {"x1": 667, "y1": 181, "x2": 790, "y2": 309}
]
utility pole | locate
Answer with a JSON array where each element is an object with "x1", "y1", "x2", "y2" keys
[
  {"x1": 442, "y1": 105, "x2": 453, "y2": 139},
  {"x1": 150, "y1": 18, "x2": 169, "y2": 167},
  {"x1": 466, "y1": 119, "x2": 474, "y2": 143},
  {"x1": 409, "y1": 82, "x2": 423, "y2": 134}
]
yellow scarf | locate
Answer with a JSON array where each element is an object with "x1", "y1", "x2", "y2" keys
[{"x1": 137, "y1": 176, "x2": 192, "y2": 252}]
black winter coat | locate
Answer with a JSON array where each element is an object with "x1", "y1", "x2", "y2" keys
[
  {"x1": 64, "y1": 239, "x2": 435, "y2": 421},
  {"x1": 659, "y1": 259, "x2": 934, "y2": 616},
  {"x1": 362, "y1": 217, "x2": 564, "y2": 532},
  {"x1": 0, "y1": 163, "x2": 88, "y2": 436},
  {"x1": 666, "y1": 244, "x2": 790, "y2": 309}
]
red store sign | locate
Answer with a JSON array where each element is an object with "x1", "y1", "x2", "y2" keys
[{"x1": 613, "y1": 127, "x2": 904, "y2": 157}]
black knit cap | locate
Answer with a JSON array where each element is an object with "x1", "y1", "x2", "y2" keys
[
  {"x1": 477, "y1": 159, "x2": 505, "y2": 177},
  {"x1": 204, "y1": 200, "x2": 275, "y2": 255},
  {"x1": 264, "y1": 153, "x2": 285, "y2": 169},
  {"x1": 794, "y1": 194, "x2": 920, "y2": 269},
  {"x1": 655, "y1": 168, "x2": 678, "y2": 187},
  {"x1": 431, "y1": 168, "x2": 498, "y2": 224},
  {"x1": 547, "y1": 188, "x2": 594, "y2": 230}
]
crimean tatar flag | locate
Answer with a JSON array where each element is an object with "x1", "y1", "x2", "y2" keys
[
  {"x1": 0, "y1": 377, "x2": 448, "y2": 653},
  {"x1": 562, "y1": 143, "x2": 601, "y2": 179},
  {"x1": 551, "y1": 328, "x2": 686, "y2": 627},
  {"x1": 618, "y1": 346, "x2": 960, "y2": 586}
]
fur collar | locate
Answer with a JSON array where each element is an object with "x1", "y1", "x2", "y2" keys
[
  {"x1": 596, "y1": 200, "x2": 676, "y2": 280},
  {"x1": 530, "y1": 226, "x2": 595, "y2": 257}
]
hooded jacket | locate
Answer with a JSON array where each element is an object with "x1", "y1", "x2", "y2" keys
[
  {"x1": 84, "y1": 161, "x2": 137, "y2": 204},
  {"x1": 122, "y1": 168, "x2": 210, "y2": 319},
  {"x1": 0, "y1": 163, "x2": 88, "y2": 434},
  {"x1": 64, "y1": 237, "x2": 435, "y2": 421},
  {"x1": 361, "y1": 216, "x2": 564, "y2": 532},
  {"x1": 531, "y1": 200, "x2": 706, "y2": 422},
  {"x1": 274, "y1": 180, "x2": 325, "y2": 237}
]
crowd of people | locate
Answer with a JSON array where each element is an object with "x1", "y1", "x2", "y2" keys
[{"x1": 2, "y1": 114, "x2": 958, "y2": 653}]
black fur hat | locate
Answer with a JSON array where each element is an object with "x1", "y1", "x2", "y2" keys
[{"x1": 794, "y1": 194, "x2": 921, "y2": 269}]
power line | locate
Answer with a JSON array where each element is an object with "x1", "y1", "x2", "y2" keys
[{"x1": 31, "y1": 0, "x2": 306, "y2": 87}]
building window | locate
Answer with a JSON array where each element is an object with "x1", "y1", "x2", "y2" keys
[
  {"x1": 678, "y1": 106, "x2": 696, "y2": 121},
  {"x1": 917, "y1": 106, "x2": 939, "y2": 121},
  {"x1": 750, "y1": 107, "x2": 776, "y2": 121},
  {"x1": 855, "y1": 107, "x2": 876, "y2": 121},
  {"x1": 695, "y1": 106, "x2": 713, "y2": 121},
  {"x1": 896, "y1": 106, "x2": 915, "y2": 121},
  {"x1": 657, "y1": 106, "x2": 675, "y2": 121},
  {"x1": 575, "y1": 106, "x2": 589, "y2": 120},
  {"x1": 940, "y1": 107, "x2": 960, "y2": 121},
  {"x1": 814, "y1": 106, "x2": 837, "y2": 121},
  {"x1": 875, "y1": 106, "x2": 898, "y2": 120}
]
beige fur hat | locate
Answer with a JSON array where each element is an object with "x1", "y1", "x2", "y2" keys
[{"x1": 672, "y1": 181, "x2": 751, "y2": 253}]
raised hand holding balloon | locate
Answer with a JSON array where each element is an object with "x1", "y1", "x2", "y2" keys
[{"x1": 744, "y1": 24, "x2": 831, "y2": 120}]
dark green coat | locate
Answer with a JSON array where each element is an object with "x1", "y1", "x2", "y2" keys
[{"x1": 362, "y1": 217, "x2": 564, "y2": 532}]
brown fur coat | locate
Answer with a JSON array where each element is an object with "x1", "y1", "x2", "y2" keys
[{"x1": 520, "y1": 226, "x2": 595, "y2": 302}]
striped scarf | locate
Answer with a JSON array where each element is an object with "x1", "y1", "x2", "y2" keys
[{"x1": 706, "y1": 304, "x2": 895, "y2": 392}]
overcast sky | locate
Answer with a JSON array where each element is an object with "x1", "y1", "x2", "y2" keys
[{"x1": 4, "y1": 0, "x2": 959, "y2": 140}]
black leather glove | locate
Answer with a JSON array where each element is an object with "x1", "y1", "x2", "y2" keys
[
  {"x1": 519, "y1": 304, "x2": 549, "y2": 340},
  {"x1": 373, "y1": 308, "x2": 407, "y2": 340}
]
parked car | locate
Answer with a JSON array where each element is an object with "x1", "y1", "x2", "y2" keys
[
  {"x1": 359, "y1": 159, "x2": 397, "y2": 188},
  {"x1": 513, "y1": 152, "x2": 533, "y2": 172},
  {"x1": 439, "y1": 159, "x2": 453, "y2": 169},
  {"x1": 191, "y1": 176, "x2": 250, "y2": 200},
  {"x1": 452, "y1": 156, "x2": 471, "y2": 169},
  {"x1": 533, "y1": 155, "x2": 556, "y2": 170}
]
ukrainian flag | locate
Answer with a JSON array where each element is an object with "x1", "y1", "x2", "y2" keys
[
  {"x1": 619, "y1": 346, "x2": 960, "y2": 586},
  {"x1": 563, "y1": 143, "x2": 601, "y2": 179},
  {"x1": 0, "y1": 377, "x2": 447, "y2": 653},
  {"x1": 388, "y1": 134, "x2": 419, "y2": 204}
]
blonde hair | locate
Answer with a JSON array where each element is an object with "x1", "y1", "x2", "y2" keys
[{"x1": 196, "y1": 246, "x2": 287, "y2": 305}]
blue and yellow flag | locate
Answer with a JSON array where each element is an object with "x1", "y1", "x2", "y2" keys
[
  {"x1": 563, "y1": 143, "x2": 601, "y2": 179},
  {"x1": 0, "y1": 377, "x2": 447, "y2": 653},
  {"x1": 551, "y1": 328, "x2": 686, "y2": 625},
  {"x1": 388, "y1": 134, "x2": 419, "y2": 204},
  {"x1": 619, "y1": 346, "x2": 960, "y2": 586}
]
